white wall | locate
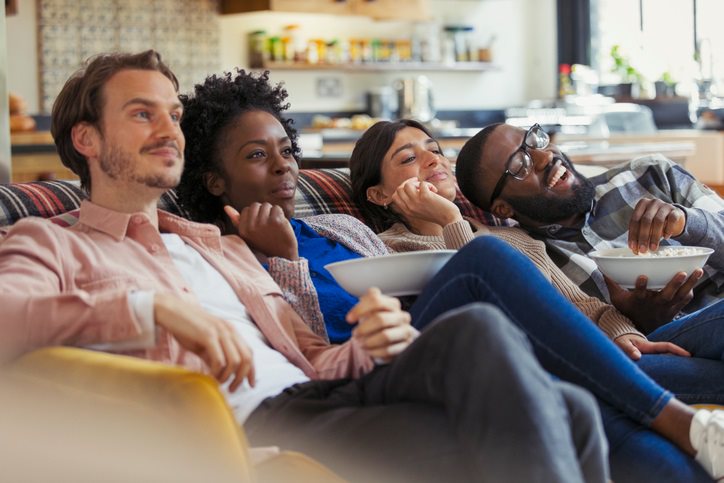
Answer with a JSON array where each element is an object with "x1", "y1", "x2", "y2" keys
[
  {"x1": 6, "y1": 0, "x2": 38, "y2": 114},
  {"x1": 6, "y1": 0, "x2": 557, "y2": 114}
]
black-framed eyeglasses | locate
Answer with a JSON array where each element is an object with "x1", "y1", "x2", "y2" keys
[{"x1": 488, "y1": 123, "x2": 550, "y2": 206}]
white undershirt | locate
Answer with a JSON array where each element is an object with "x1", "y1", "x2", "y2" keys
[{"x1": 151, "y1": 234, "x2": 310, "y2": 423}]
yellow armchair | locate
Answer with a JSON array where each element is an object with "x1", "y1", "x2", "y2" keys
[{"x1": 0, "y1": 347, "x2": 342, "y2": 482}]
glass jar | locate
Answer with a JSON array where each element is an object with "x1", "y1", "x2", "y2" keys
[{"x1": 248, "y1": 30, "x2": 268, "y2": 68}]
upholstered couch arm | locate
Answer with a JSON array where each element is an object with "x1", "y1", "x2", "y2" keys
[
  {"x1": 2, "y1": 347, "x2": 252, "y2": 481},
  {"x1": 2, "y1": 347, "x2": 344, "y2": 482}
]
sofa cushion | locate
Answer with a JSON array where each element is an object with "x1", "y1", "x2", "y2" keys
[
  {"x1": 0, "y1": 181, "x2": 187, "y2": 230},
  {"x1": 0, "y1": 168, "x2": 509, "y2": 232},
  {"x1": 294, "y1": 168, "x2": 511, "y2": 230}
]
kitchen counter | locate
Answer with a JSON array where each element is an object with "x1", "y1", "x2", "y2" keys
[
  {"x1": 300, "y1": 128, "x2": 699, "y2": 170},
  {"x1": 9, "y1": 129, "x2": 722, "y2": 195}
]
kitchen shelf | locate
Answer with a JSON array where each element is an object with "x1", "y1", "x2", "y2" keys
[{"x1": 255, "y1": 61, "x2": 497, "y2": 72}]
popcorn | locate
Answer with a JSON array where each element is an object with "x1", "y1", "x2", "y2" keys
[{"x1": 632, "y1": 247, "x2": 703, "y2": 257}]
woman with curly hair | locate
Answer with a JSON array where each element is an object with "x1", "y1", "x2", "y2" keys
[
  {"x1": 177, "y1": 70, "x2": 723, "y2": 483},
  {"x1": 178, "y1": 70, "x2": 389, "y2": 342}
]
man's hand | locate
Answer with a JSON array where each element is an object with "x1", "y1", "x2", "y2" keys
[
  {"x1": 628, "y1": 198, "x2": 686, "y2": 254},
  {"x1": 390, "y1": 178, "x2": 462, "y2": 228},
  {"x1": 225, "y1": 203, "x2": 298, "y2": 260},
  {"x1": 605, "y1": 271, "x2": 702, "y2": 334},
  {"x1": 154, "y1": 293, "x2": 255, "y2": 392},
  {"x1": 613, "y1": 334, "x2": 690, "y2": 361},
  {"x1": 345, "y1": 287, "x2": 418, "y2": 363}
]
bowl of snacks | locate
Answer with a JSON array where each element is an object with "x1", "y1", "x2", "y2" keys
[
  {"x1": 325, "y1": 250, "x2": 455, "y2": 297},
  {"x1": 589, "y1": 246, "x2": 714, "y2": 289}
]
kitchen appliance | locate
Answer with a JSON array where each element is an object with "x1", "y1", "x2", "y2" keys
[
  {"x1": 366, "y1": 86, "x2": 397, "y2": 119},
  {"x1": 395, "y1": 75, "x2": 435, "y2": 122}
]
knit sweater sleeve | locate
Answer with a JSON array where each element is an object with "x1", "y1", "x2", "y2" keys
[
  {"x1": 378, "y1": 223, "x2": 448, "y2": 252},
  {"x1": 442, "y1": 219, "x2": 476, "y2": 249},
  {"x1": 266, "y1": 256, "x2": 329, "y2": 342},
  {"x1": 491, "y1": 228, "x2": 645, "y2": 341}
]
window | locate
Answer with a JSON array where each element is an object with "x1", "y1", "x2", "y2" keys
[{"x1": 590, "y1": 0, "x2": 723, "y2": 98}]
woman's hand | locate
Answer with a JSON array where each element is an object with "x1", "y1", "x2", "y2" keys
[
  {"x1": 346, "y1": 287, "x2": 418, "y2": 363},
  {"x1": 224, "y1": 203, "x2": 298, "y2": 260},
  {"x1": 390, "y1": 177, "x2": 462, "y2": 227}
]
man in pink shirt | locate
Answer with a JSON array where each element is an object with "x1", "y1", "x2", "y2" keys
[{"x1": 0, "y1": 50, "x2": 609, "y2": 482}]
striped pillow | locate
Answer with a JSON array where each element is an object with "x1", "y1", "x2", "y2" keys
[
  {"x1": 1, "y1": 169, "x2": 508, "y2": 234},
  {"x1": 295, "y1": 168, "x2": 511, "y2": 230},
  {"x1": 0, "y1": 181, "x2": 187, "y2": 232}
]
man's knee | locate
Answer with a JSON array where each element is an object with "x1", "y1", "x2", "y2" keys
[{"x1": 557, "y1": 381, "x2": 604, "y2": 436}]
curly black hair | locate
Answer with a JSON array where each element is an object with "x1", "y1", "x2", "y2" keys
[{"x1": 177, "y1": 69, "x2": 300, "y2": 223}]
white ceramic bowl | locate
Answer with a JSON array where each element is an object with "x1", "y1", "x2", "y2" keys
[
  {"x1": 589, "y1": 246, "x2": 714, "y2": 289},
  {"x1": 325, "y1": 250, "x2": 456, "y2": 297}
]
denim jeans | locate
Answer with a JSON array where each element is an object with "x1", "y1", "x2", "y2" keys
[
  {"x1": 409, "y1": 236, "x2": 714, "y2": 483},
  {"x1": 641, "y1": 300, "x2": 724, "y2": 403}
]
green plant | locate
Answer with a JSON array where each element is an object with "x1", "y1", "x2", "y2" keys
[
  {"x1": 610, "y1": 45, "x2": 643, "y2": 84},
  {"x1": 659, "y1": 71, "x2": 676, "y2": 86}
]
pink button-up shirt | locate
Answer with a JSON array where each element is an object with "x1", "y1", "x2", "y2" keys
[{"x1": 0, "y1": 200, "x2": 373, "y2": 379}]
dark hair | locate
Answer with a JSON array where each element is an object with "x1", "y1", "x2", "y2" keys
[
  {"x1": 455, "y1": 122, "x2": 503, "y2": 211},
  {"x1": 177, "y1": 69, "x2": 300, "y2": 223},
  {"x1": 50, "y1": 50, "x2": 178, "y2": 192},
  {"x1": 349, "y1": 119, "x2": 434, "y2": 233}
]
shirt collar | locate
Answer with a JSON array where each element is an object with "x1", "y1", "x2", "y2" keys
[{"x1": 78, "y1": 200, "x2": 221, "y2": 241}]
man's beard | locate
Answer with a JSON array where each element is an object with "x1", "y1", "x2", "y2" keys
[
  {"x1": 100, "y1": 142, "x2": 181, "y2": 190},
  {"x1": 507, "y1": 172, "x2": 595, "y2": 224}
]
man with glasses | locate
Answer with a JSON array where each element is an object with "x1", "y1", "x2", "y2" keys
[{"x1": 456, "y1": 122, "x2": 724, "y2": 335}]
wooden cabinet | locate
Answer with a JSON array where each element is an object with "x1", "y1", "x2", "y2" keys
[
  {"x1": 352, "y1": 0, "x2": 428, "y2": 21},
  {"x1": 221, "y1": 0, "x2": 351, "y2": 16},
  {"x1": 220, "y1": 0, "x2": 429, "y2": 20}
]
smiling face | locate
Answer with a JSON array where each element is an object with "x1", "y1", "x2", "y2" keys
[
  {"x1": 368, "y1": 126, "x2": 456, "y2": 204},
  {"x1": 206, "y1": 110, "x2": 299, "y2": 219},
  {"x1": 80, "y1": 69, "x2": 185, "y2": 196},
  {"x1": 483, "y1": 124, "x2": 594, "y2": 225}
]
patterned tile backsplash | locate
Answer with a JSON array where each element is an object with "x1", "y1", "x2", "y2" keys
[{"x1": 38, "y1": 0, "x2": 220, "y2": 112}]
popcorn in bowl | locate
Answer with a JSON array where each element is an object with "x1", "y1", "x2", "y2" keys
[
  {"x1": 589, "y1": 246, "x2": 714, "y2": 289},
  {"x1": 625, "y1": 247, "x2": 706, "y2": 258}
]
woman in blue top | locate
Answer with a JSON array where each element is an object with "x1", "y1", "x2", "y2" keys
[{"x1": 176, "y1": 68, "x2": 724, "y2": 483}]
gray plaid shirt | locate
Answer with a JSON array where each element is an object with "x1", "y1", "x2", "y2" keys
[{"x1": 526, "y1": 154, "x2": 724, "y2": 313}]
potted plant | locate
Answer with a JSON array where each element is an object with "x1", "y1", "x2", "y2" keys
[
  {"x1": 609, "y1": 45, "x2": 644, "y2": 98},
  {"x1": 655, "y1": 71, "x2": 677, "y2": 98}
]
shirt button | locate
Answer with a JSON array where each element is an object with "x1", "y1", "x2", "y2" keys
[
  {"x1": 149, "y1": 244, "x2": 161, "y2": 253},
  {"x1": 310, "y1": 270, "x2": 319, "y2": 277},
  {"x1": 182, "y1": 287, "x2": 191, "y2": 293},
  {"x1": 132, "y1": 215, "x2": 145, "y2": 225}
]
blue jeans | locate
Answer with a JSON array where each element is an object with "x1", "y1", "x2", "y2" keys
[
  {"x1": 641, "y1": 300, "x2": 724, "y2": 403},
  {"x1": 409, "y1": 236, "x2": 714, "y2": 483}
]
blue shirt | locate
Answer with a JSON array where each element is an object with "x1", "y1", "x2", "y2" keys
[{"x1": 291, "y1": 218, "x2": 362, "y2": 343}]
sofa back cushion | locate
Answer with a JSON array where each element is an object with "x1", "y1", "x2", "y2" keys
[
  {"x1": 294, "y1": 168, "x2": 510, "y2": 230},
  {"x1": 0, "y1": 168, "x2": 509, "y2": 232},
  {"x1": 0, "y1": 181, "x2": 186, "y2": 231}
]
